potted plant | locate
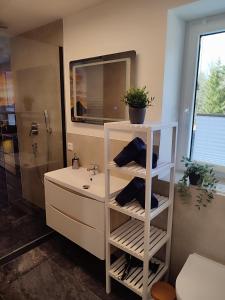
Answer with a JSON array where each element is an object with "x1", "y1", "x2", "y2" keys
[
  {"x1": 122, "y1": 86, "x2": 155, "y2": 124},
  {"x1": 178, "y1": 157, "x2": 218, "y2": 209}
]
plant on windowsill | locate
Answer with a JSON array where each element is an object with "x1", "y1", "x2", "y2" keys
[
  {"x1": 122, "y1": 86, "x2": 155, "y2": 124},
  {"x1": 178, "y1": 156, "x2": 218, "y2": 209}
]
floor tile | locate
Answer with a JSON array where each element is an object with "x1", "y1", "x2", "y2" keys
[{"x1": 0, "y1": 235, "x2": 139, "y2": 300}]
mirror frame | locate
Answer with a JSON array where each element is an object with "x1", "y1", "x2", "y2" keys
[{"x1": 70, "y1": 50, "x2": 136, "y2": 125}]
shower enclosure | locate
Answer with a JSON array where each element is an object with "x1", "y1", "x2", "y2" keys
[{"x1": 0, "y1": 25, "x2": 65, "y2": 261}]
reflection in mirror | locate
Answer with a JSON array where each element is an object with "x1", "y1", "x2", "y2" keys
[{"x1": 70, "y1": 51, "x2": 136, "y2": 124}]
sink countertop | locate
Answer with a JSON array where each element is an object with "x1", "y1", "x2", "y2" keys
[{"x1": 44, "y1": 167, "x2": 128, "y2": 202}]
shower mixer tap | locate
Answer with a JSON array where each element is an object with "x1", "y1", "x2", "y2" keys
[{"x1": 29, "y1": 122, "x2": 39, "y2": 136}]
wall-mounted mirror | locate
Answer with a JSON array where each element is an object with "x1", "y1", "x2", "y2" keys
[{"x1": 70, "y1": 51, "x2": 136, "y2": 124}]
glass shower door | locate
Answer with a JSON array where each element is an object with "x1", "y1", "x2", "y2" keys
[
  {"x1": 0, "y1": 119, "x2": 8, "y2": 209},
  {"x1": 0, "y1": 33, "x2": 64, "y2": 260}
]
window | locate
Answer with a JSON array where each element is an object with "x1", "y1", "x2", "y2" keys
[{"x1": 178, "y1": 14, "x2": 225, "y2": 173}]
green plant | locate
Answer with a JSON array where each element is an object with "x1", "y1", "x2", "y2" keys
[
  {"x1": 122, "y1": 86, "x2": 155, "y2": 108},
  {"x1": 196, "y1": 60, "x2": 225, "y2": 114},
  {"x1": 178, "y1": 157, "x2": 218, "y2": 209}
]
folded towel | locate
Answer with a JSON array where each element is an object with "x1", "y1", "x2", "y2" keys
[
  {"x1": 115, "y1": 177, "x2": 145, "y2": 206},
  {"x1": 113, "y1": 137, "x2": 145, "y2": 167},
  {"x1": 135, "y1": 187, "x2": 159, "y2": 209},
  {"x1": 135, "y1": 149, "x2": 158, "y2": 168},
  {"x1": 113, "y1": 137, "x2": 158, "y2": 168}
]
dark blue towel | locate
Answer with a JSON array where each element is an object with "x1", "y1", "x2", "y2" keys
[
  {"x1": 113, "y1": 137, "x2": 158, "y2": 168},
  {"x1": 113, "y1": 137, "x2": 145, "y2": 167},
  {"x1": 115, "y1": 177, "x2": 145, "y2": 206},
  {"x1": 135, "y1": 150, "x2": 158, "y2": 168},
  {"x1": 135, "y1": 187, "x2": 159, "y2": 209}
]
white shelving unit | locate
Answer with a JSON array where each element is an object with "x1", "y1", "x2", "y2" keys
[{"x1": 104, "y1": 121, "x2": 177, "y2": 300}]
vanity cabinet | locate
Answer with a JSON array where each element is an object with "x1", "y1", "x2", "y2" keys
[
  {"x1": 45, "y1": 179, "x2": 105, "y2": 259},
  {"x1": 44, "y1": 167, "x2": 128, "y2": 260}
]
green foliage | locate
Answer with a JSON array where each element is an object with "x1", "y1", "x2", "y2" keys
[
  {"x1": 196, "y1": 60, "x2": 225, "y2": 114},
  {"x1": 122, "y1": 86, "x2": 155, "y2": 108},
  {"x1": 178, "y1": 157, "x2": 218, "y2": 209},
  {"x1": 196, "y1": 72, "x2": 207, "y2": 113}
]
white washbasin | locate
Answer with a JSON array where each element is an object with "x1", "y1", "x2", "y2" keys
[{"x1": 44, "y1": 166, "x2": 128, "y2": 202}]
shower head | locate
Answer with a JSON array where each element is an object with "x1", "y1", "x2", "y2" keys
[
  {"x1": 44, "y1": 110, "x2": 52, "y2": 135},
  {"x1": 0, "y1": 22, "x2": 9, "y2": 36},
  {"x1": 0, "y1": 24, "x2": 7, "y2": 30},
  {"x1": 0, "y1": 21, "x2": 8, "y2": 32}
]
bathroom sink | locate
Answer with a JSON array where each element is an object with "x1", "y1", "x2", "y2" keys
[{"x1": 44, "y1": 167, "x2": 128, "y2": 202}]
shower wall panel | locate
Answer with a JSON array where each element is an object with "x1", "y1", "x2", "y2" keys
[{"x1": 11, "y1": 37, "x2": 64, "y2": 208}]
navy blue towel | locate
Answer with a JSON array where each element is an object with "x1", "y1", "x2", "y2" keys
[
  {"x1": 115, "y1": 177, "x2": 145, "y2": 206},
  {"x1": 113, "y1": 137, "x2": 145, "y2": 167},
  {"x1": 113, "y1": 137, "x2": 158, "y2": 168},
  {"x1": 135, "y1": 149, "x2": 158, "y2": 168},
  {"x1": 135, "y1": 187, "x2": 159, "y2": 209}
]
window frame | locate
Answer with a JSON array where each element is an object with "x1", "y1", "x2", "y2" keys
[{"x1": 177, "y1": 13, "x2": 225, "y2": 174}]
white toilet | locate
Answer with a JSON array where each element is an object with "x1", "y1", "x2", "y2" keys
[{"x1": 176, "y1": 253, "x2": 225, "y2": 300}]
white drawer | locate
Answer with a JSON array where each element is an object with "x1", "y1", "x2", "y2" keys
[
  {"x1": 46, "y1": 204, "x2": 105, "y2": 260},
  {"x1": 45, "y1": 179, "x2": 104, "y2": 231}
]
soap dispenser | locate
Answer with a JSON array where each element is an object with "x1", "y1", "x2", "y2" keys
[{"x1": 72, "y1": 153, "x2": 80, "y2": 169}]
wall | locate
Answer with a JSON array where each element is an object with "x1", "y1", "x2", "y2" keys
[
  {"x1": 63, "y1": 0, "x2": 193, "y2": 168},
  {"x1": 66, "y1": 134, "x2": 225, "y2": 284},
  {"x1": 167, "y1": 2, "x2": 225, "y2": 283},
  {"x1": 67, "y1": 133, "x2": 129, "y2": 173},
  {"x1": 20, "y1": 20, "x2": 63, "y2": 47},
  {"x1": 63, "y1": 0, "x2": 193, "y2": 138},
  {"x1": 170, "y1": 188, "x2": 225, "y2": 283},
  {"x1": 63, "y1": 0, "x2": 225, "y2": 285}
]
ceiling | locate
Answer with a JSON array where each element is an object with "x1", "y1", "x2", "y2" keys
[{"x1": 0, "y1": 0, "x2": 105, "y2": 36}]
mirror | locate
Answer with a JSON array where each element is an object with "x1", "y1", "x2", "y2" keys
[{"x1": 70, "y1": 51, "x2": 136, "y2": 124}]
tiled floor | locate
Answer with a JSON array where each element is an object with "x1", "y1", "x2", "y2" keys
[
  {"x1": 0, "y1": 197, "x2": 51, "y2": 258},
  {"x1": 0, "y1": 234, "x2": 140, "y2": 300},
  {"x1": 0, "y1": 166, "x2": 51, "y2": 259}
]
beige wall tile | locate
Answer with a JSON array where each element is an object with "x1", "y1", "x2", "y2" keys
[
  {"x1": 170, "y1": 187, "x2": 225, "y2": 283},
  {"x1": 67, "y1": 133, "x2": 225, "y2": 284},
  {"x1": 67, "y1": 133, "x2": 127, "y2": 172}
]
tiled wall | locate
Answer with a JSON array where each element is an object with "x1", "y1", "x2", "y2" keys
[
  {"x1": 170, "y1": 187, "x2": 225, "y2": 283},
  {"x1": 67, "y1": 133, "x2": 128, "y2": 172},
  {"x1": 66, "y1": 133, "x2": 225, "y2": 283}
]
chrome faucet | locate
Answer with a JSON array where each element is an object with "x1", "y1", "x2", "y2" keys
[{"x1": 87, "y1": 163, "x2": 99, "y2": 175}]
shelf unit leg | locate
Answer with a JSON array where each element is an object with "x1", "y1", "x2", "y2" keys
[
  {"x1": 142, "y1": 129, "x2": 153, "y2": 300},
  {"x1": 165, "y1": 126, "x2": 177, "y2": 279},
  {"x1": 106, "y1": 275, "x2": 111, "y2": 294},
  {"x1": 105, "y1": 204, "x2": 111, "y2": 295},
  {"x1": 104, "y1": 128, "x2": 111, "y2": 294},
  {"x1": 105, "y1": 204, "x2": 111, "y2": 294}
]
